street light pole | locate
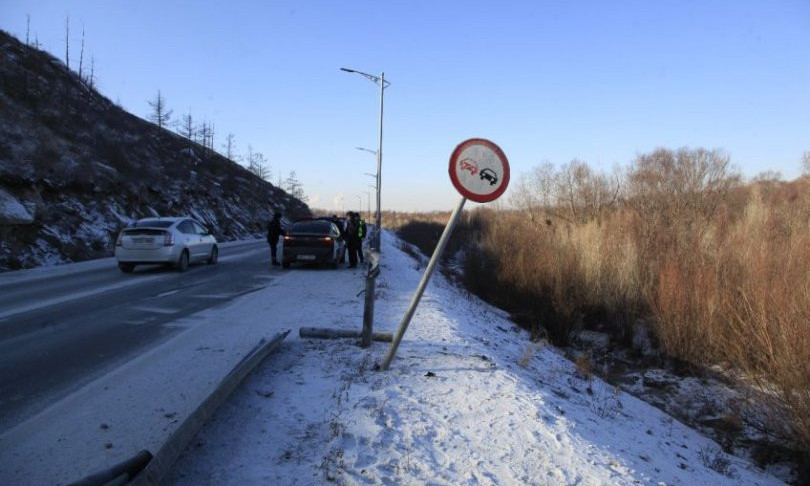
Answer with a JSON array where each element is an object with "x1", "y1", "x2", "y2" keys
[
  {"x1": 341, "y1": 67, "x2": 389, "y2": 251},
  {"x1": 374, "y1": 72, "x2": 384, "y2": 251}
]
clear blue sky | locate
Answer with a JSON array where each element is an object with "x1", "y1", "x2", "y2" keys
[{"x1": 3, "y1": 1, "x2": 809, "y2": 212}]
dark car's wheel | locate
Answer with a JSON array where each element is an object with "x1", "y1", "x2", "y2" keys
[
  {"x1": 207, "y1": 246, "x2": 218, "y2": 264},
  {"x1": 118, "y1": 262, "x2": 135, "y2": 273},
  {"x1": 177, "y1": 250, "x2": 190, "y2": 272}
]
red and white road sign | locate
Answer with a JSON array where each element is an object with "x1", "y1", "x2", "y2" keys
[{"x1": 448, "y1": 138, "x2": 510, "y2": 203}]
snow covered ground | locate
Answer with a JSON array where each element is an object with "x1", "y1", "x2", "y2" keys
[{"x1": 162, "y1": 231, "x2": 784, "y2": 485}]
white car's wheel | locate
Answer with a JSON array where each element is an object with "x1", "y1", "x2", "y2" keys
[{"x1": 177, "y1": 250, "x2": 190, "y2": 272}]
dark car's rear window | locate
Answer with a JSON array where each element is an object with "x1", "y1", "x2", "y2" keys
[
  {"x1": 135, "y1": 219, "x2": 175, "y2": 228},
  {"x1": 290, "y1": 221, "x2": 332, "y2": 234}
]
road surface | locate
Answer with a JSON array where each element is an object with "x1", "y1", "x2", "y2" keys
[{"x1": 0, "y1": 240, "x2": 275, "y2": 433}]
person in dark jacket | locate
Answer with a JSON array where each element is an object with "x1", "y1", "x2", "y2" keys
[
  {"x1": 267, "y1": 212, "x2": 285, "y2": 266},
  {"x1": 345, "y1": 211, "x2": 361, "y2": 268}
]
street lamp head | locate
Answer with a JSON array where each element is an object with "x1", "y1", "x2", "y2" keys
[{"x1": 341, "y1": 66, "x2": 390, "y2": 88}]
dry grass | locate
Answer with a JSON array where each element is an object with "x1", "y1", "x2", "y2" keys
[{"x1": 395, "y1": 149, "x2": 810, "y2": 459}]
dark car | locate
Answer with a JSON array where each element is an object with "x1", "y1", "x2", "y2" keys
[
  {"x1": 282, "y1": 219, "x2": 346, "y2": 268},
  {"x1": 480, "y1": 168, "x2": 498, "y2": 186},
  {"x1": 316, "y1": 216, "x2": 347, "y2": 238}
]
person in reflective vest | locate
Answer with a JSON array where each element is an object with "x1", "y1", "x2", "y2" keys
[{"x1": 357, "y1": 216, "x2": 367, "y2": 264}]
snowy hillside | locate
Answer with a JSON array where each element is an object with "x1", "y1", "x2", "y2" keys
[
  {"x1": 164, "y1": 230, "x2": 784, "y2": 485},
  {"x1": 0, "y1": 30, "x2": 309, "y2": 271}
]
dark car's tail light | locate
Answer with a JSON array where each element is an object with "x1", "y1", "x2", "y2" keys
[
  {"x1": 163, "y1": 233, "x2": 175, "y2": 246},
  {"x1": 322, "y1": 237, "x2": 333, "y2": 243}
]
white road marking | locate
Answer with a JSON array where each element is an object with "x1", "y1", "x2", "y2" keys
[
  {"x1": 0, "y1": 275, "x2": 165, "y2": 321},
  {"x1": 131, "y1": 306, "x2": 179, "y2": 315},
  {"x1": 190, "y1": 294, "x2": 232, "y2": 300}
]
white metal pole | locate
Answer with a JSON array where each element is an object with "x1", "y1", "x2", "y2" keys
[
  {"x1": 375, "y1": 72, "x2": 384, "y2": 251},
  {"x1": 379, "y1": 196, "x2": 467, "y2": 370}
]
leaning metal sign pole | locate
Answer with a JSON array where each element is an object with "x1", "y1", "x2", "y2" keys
[{"x1": 379, "y1": 138, "x2": 510, "y2": 371}]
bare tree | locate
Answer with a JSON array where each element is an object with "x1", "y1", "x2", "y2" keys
[
  {"x1": 246, "y1": 145, "x2": 254, "y2": 169},
  {"x1": 64, "y1": 15, "x2": 70, "y2": 69},
  {"x1": 201, "y1": 122, "x2": 214, "y2": 156},
  {"x1": 511, "y1": 160, "x2": 620, "y2": 226},
  {"x1": 752, "y1": 170, "x2": 782, "y2": 183},
  {"x1": 195, "y1": 122, "x2": 203, "y2": 144},
  {"x1": 195, "y1": 121, "x2": 215, "y2": 157},
  {"x1": 78, "y1": 26, "x2": 85, "y2": 80},
  {"x1": 179, "y1": 110, "x2": 195, "y2": 143},
  {"x1": 803, "y1": 151, "x2": 810, "y2": 176},
  {"x1": 252, "y1": 154, "x2": 270, "y2": 180},
  {"x1": 26, "y1": 14, "x2": 30, "y2": 46},
  {"x1": 556, "y1": 160, "x2": 621, "y2": 224},
  {"x1": 627, "y1": 147, "x2": 740, "y2": 229},
  {"x1": 147, "y1": 90, "x2": 173, "y2": 130},
  {"x1": 285, "y1": 171, "x2": 306, "y2": 201},
  {"x1": 246, "y1": 145, "x2": 271, "y2": 180},
  {"x1": 222, "y1": 133, "x2": 238, "y2": 162},
  {"x1": 87, "y1": 56, "x2": 96, "y2": 89}
]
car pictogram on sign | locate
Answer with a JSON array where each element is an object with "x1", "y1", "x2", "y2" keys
[
  {"x1": 479, "y1": 168, "x2": 498, "y2": 186},
  {"x1": 460, "y1": 158, "x2": 479, "y2": 176}
]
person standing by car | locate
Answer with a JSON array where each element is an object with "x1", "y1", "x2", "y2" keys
[
  {"x1": 345, "y1": 211, "x2": 360, "y2": 268},
  {"x1": 267, "y1": 211, "x2": 285, "y2": 266},
  {"x1": 357, "y1": 214, "x2": 367, "y2": 264}
]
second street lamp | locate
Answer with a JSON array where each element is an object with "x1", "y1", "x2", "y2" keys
[
  {"x1": 363, "y1": 191, "x2": 372, "y2": 220},
  {"x1": 356, "y1": 148, "x2": 379, "y2": 227},
  {"x1": 341, "y1": 67, "x2": 389, "y2": 251}
]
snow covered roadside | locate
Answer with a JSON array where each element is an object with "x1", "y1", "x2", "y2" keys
[{"x1": 166, "y1": 231, "x2": 783, "y2": 485}]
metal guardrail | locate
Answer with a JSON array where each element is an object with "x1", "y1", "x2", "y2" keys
[
  {"x1": 67, "y1": 450, "x2": 152, "y2": 486},
  {"x1": 296, "y1": 250, "x2": 384, "y2": 347},
  {"x1": 70, "y1": 331, "x2": 290, "y2": 486},
  {"x1": 131, "y1": 330, "x2": 290, "y2": 485}
]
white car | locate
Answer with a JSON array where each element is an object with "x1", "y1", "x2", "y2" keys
[{"x1": 115, "y1": 217, "x2": 218, "y2": 273}]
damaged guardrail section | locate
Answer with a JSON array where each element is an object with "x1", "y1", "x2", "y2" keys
[
  {"x1": 70, "y1": 330, "x2": 290, "y2": 486},
  {"x1": 298, "y1": 250, "x2": 390, "y2": 345}
]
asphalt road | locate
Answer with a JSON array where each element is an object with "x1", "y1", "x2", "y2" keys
[{"x1": 0, "y1": 240, "x2": 276, "y2": 433}]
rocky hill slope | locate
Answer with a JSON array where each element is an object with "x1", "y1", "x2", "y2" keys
[{"x1": 0, "y1": 30, "x2": 309, "y2": 271}]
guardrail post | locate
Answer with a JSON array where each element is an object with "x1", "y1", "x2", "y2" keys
[{"x1": 361, "y1": 251, "x2": 380, "y2": 348}]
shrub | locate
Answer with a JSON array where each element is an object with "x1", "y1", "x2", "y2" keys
[{"x1": 398, "y1": 150, "x2": 810, "y2": 459}]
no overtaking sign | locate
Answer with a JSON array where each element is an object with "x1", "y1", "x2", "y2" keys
[{"x1": 449, "y1": 138, "x2": 510, "y2": 203}]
